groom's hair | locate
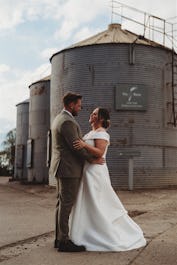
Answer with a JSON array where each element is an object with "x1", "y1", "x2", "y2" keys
[{"x1": 63, "y1": 92, "x2": 82, "y2": 106}]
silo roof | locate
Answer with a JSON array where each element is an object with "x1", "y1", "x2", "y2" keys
[
  {"x1": 50, "y1": 23, "x2": 172, "y2": 61},
  {"x1": 40, "y1": 75, "x2": 51, "y2": 81},
  {"x1": 29, "y1": 75, "x2": 51, "y2": 88},
  {"x1": 69, "y1": 23, "x2": 165, "y2": 49},
  {"x1": 16, "y1": 99, "x2": 29, "y2": 107}
]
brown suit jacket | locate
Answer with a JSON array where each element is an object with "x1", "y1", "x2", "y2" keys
[{"x1": 49, "y1": 110, "x2": 92, "y2": 179}]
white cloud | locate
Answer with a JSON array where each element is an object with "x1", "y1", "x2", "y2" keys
[
  {"x1": 53, "y1": 0, "x2": 107, "y2": 41},
  {"x1": 0, "y1": 63, "x2": 51, "y2": 132},
  {"x1": 0, "y1": 0, "x2": 56, "y2": 30},
  {"x1": 0, "y1": 119, "x2": 14, "y2": 134},
  {"x1": 0, "y1": 0, "x2": 176, "y2": 33},
  {"x1": 29, "y1": 63, "x2": 51, "y2": 82},
  {"x1": 0, "y1": 1, "x2": 25, "y2": 30},
  {"x1": 116, "y1": 0, "x2": 176, "y2": 19},
  {"x1": 110, "y1": 0, "x2": 177, "y2": 50},
  {"x1": 54, "y1": 19, "x2": 79, "y2": 41},
  {"x1": 0, "y1": 0, "x2": 176, "y2": 147},
  {"x1": 73, "y1": 26, "x2": 102, "y2": 43},
  {"x1": 0, "y1": 64, "x2": 10, "y2": 73},
  {"x1": 40, "y1": 47, "x2": 58, "y2": 60}
]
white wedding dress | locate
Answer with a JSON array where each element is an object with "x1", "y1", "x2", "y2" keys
[{"x1": 69, "y1": 130, "x2": 146, "y2": 251}]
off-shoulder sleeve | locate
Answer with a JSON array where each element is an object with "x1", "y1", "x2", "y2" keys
[{"x1": 91, "y1": 131, "x2": 110, "y2": 142}]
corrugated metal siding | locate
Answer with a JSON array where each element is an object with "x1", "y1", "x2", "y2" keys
[
  {"x1": 50, "y1": 43, "x2": 177, "y2": 189},
  {"x1": 14, "y1": 100, "x2": 29, "y2": 180},
  {"x1": 28, "y1": 81, "x2": 50, "y2": 183}
]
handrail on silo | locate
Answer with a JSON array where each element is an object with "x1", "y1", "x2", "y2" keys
[{"x1": 109, "y1": 0, "x2": 177, "y2": 52}]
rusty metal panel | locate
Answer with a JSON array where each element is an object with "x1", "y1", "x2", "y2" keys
[
  {"x1": 28, "y1": 80, "x2": 50, "y2": 184},
  {"x1": 50, "y1": 43, "x2": 177, "y2": 189}
]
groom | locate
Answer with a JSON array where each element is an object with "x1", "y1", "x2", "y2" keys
[{"x1": 49, "y1": 92, "x2": 98, "y2": 252}]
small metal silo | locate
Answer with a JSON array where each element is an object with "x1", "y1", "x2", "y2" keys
[
  {"x1": 50, "y1": 23, "x2": 177, "y2": 189},
  {"x1": 27, "y1": 76, "x2": 50, "y2": 184},
  {"x1": 14, "y1": 99, "x2": 29, "y2": 181}
]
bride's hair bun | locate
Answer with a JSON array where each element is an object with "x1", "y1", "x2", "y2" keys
[{"x1": 98, "y1": 108, "x2": 110, "y2": 129}]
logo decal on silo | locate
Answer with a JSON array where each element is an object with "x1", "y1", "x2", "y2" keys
[{"x1": 115, "y1": 84, "x2": 147, "y2": 110}]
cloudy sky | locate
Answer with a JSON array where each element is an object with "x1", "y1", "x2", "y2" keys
[{"x1": 0, "y1": 0, "x2": 176, "y2": 148}]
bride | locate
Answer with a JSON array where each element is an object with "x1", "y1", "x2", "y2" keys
[{"x1": 69, "y1": 107, "x2": 146, "y2": 252}]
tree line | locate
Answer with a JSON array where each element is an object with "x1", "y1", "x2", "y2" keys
[{"x1": 0, "y1": 129, "x2": 16, "y2": 176}]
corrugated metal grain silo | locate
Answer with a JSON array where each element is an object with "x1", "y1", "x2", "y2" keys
[
  {"x1": 14, "y1": 99, "x2": 29, "y2": 181},
  {"x1": 27, "y1": 76, "x2": 50, "y2": 184},
  {"x1": 50, "y1": 23, "x2": 177, "y2": 189}
]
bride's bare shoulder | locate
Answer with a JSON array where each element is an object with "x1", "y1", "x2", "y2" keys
[{"x1": 95, "y1": 127, "x2": 106, "y2": 132}]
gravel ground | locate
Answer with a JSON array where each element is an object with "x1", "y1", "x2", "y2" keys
[{"x1": 0, "y1": 176, "x2": 177, "y2": 265}]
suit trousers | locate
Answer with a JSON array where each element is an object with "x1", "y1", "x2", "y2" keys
[{"x1": 55, "y1": 177, "x2": 81, "y2": 241}]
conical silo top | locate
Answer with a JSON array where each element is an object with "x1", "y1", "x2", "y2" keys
[
  {"x1": 29, "y1": 75, "x2": 51, "y2": 88},
  {"x1": 16, "y1": 99, "x2": 29, "y2": 107},
  {"x1": 50, "y1": 23, "x2": 168, "y2": 61},
  {"x1": 108, "y1": 23, "x2": 121, "y2": 30},
  {"x1": 68, "y1": 23, "x2": 162, "y2": 48}
]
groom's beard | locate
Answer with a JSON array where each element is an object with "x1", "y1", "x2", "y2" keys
[{"x1": 72, "y1": 110, "x2": 78, "y2": 116}]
